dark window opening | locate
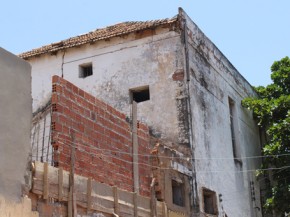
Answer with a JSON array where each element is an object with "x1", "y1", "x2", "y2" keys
[
  {"x1": 79, "y1": 63, "x2": 93, "y2": 78},
  {"x1": 172, "y1": 179, "x2": 184, "y2": 207},
  {"x1": 130, "y1": 86, "x2": 150, "y2": 103},
  {"x1": 228, "y1": 98, "x2": 236, "y2": 158},
  {"x1": 203, "y1": 188, "x2": 217, "y2": 215},
  {"x1": 228, "y1": 97, "x2": 242, "y2": 164}
]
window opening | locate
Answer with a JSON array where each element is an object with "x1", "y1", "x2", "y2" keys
[
  {"x1": 228, "y1": 98, "x2": 236, "y2": 158},
  {"x1": 203, "y1": 188, "x2": 218, "y2": 215},
  {"x1": 172, "y1": 179, "x2": 184, "y2": 207},
  {"x1": 130, "y1": 85, "x2": 150, "y2": 103},
  {"x1": 228, "y1": 97, "x2": 241, "y2": 162},
  {"x1": 79, "y1": 63, "x2": 93, "y2": 78}
]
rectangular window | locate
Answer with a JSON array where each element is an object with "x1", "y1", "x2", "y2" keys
[
  {"x1": 228, "y1": 97, "x2": 241, "y2": 162},
  {"x1": 130, "y1": 85, "x2": 150, "y2": 103},
  {"x1": 79, "y1": 63, "x2": 93, "y2": 78},
  {"x1": 172, "y1": 179, "x2": 185, "y2": 207},
  {"x1": 203, "y1": 188, "x2": 218, "y2": 215}
]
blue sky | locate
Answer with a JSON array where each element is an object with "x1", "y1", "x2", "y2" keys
[{"x1": 1, "y1": 0, "x2": 289, "y2": 86}]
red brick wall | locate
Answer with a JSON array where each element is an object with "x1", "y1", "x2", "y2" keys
[{"x1": 51, "y1": 75, "x2": 151, "y2": 196}]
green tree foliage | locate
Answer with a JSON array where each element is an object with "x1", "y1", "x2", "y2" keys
[{"x1": 242, "y1": 57, "x2": 290, "y2": 215}]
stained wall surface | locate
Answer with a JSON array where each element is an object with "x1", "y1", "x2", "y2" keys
[
  {"x1": 27, "y1": 25, "x2": 186, "y2": 145},
  {"x1": 0, "y1": 47, "x2": 32, "y2": 201},
  {"x1": 180, "y1": 10, "x2": 262, "y2": 217}
]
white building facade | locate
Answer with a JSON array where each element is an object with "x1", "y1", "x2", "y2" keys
[{"x1": 20, "y1": 8, "x2": 262, "y2": 217}]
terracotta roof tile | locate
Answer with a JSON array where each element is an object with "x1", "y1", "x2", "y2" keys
[{"x1": 19, "y1": 17, "x2": 178, "y2": 59}]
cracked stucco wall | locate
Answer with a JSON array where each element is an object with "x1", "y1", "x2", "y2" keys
[{"x1": 181, "y1": 10, "x2": 262, "y2": 217}]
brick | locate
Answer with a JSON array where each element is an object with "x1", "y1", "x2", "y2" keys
[
  {"x1": 51, "y1": 77, "x2": 152, "y2": 196},
  {"x1": 66, "y1": 80, "x2": 73, "y2": 90},
  {"x1": 52, "y1": 75, "x2": 60, "y2": 83},
  {"x1": 84, "y1": 92, "x2": 95, "y2": 104},
  {"x1": 51, "y1": 94, "x2": 58, "y2": 104},
  {"x1": 72, "y1": 85, "x2": 78, "y2": 94},
  {"x1": 79, "y1": 89, "x2": 85, "y2": 98},
  {"x1": 172, "y1": 69, "x2": 185, "y2": 81}
]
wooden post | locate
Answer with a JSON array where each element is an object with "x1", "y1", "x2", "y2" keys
[
  {"x1": 162, "y1": 202, "x2": 168, "y2": 217},
  {"x1": 133, "y1": 192, "x2": 138, "y2": 217},
  {"x1": 68, "y1": 133, "x2": 77, "y2": 217},
  {"x1": 43, "y1": 162, "x2": 49, "y2": 200},
  {"x1": 68, "y1": 190, "x2": 72, "y2": 217},
  {"x1": 150, "y1": 178, "x2": 156, "y2": 217},
  {"x1": 58, "y1": 167, "x2": 63, "y2": 201},
  {"x1": 132, "y1": 101, "x2": 139, "y2": 194},
  {"x1": 113, "y1": 186, "x2": 120, "y2": 216},
  {"x1": 87, "y1": 177, "x2": 92, "y2": 214}
]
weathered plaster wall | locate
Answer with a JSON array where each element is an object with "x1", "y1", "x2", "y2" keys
[
  {"x1": 0, "y1": 196, "x2": 38, "y2": 217},
  {"x1": 27, "y1": 26, "x2": 186, "y2": 144},
  {"x1": 0, "y1": 48, "x2": 32, "y2": 201},
  {"x1": 180, "y1": 10, "x2": 262, "y2": 217},
  {"x1": 151, "y1": 142, "x2": 192, "y2": 215}
]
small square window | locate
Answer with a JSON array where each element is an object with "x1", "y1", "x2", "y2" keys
[
  {"x1": 130, "y1": 85, "x2": 150, "y2": 103},
  {"x1": 203, "y1": 188, "x2": 218, "y2": 215},
  {"x1": 172, "y1": 179, "x2": 184, "y2": 207},
  {"x1": 79, "y1": 63, "x2": 93, "y2": 78}
]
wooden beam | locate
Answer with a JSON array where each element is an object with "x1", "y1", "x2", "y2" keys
[
  {"x1": 87, "y1": 177, "x2": 92, "y2": 214},
  {"x1": 58, "y1": 167, "x2": 63, "y2": 201},
  {"x1": 43, "y1": 162, "x2": 49, "y2": 200},
  {"x1": 113, "y1": 186, "x2": 119, "y2": 216}
]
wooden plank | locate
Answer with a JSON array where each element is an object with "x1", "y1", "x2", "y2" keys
[
  {"x1": 33, "y1": 161, "x2": 156, "y2": 216},
  {"x1": 87, "y1": 177, "x2": 92, "y2": 213},
  {"x1": 58, "y1": 167, "x2": 63, "y2": 201},
  {"x1": 113, "y1": 186, "x2": 119, "y2": 216},
  {"x1": 43, "y1": 162, "x2": 49, "y2": 199}
]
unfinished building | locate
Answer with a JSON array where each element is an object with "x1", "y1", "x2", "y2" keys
[{"x1": 20, "y1": 8, "x2": 262, "y2": 217}]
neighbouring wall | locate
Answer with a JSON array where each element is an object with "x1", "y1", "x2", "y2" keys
[
  {"x1": 0, "y1": 196, "x2": 38, "y2": 217},
  {"x1": 51, "y1": 75, "x2": 151, "y2": 196},
  {"x1": 0, "y1": 47, "x2": 32, "y2": 201}
]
